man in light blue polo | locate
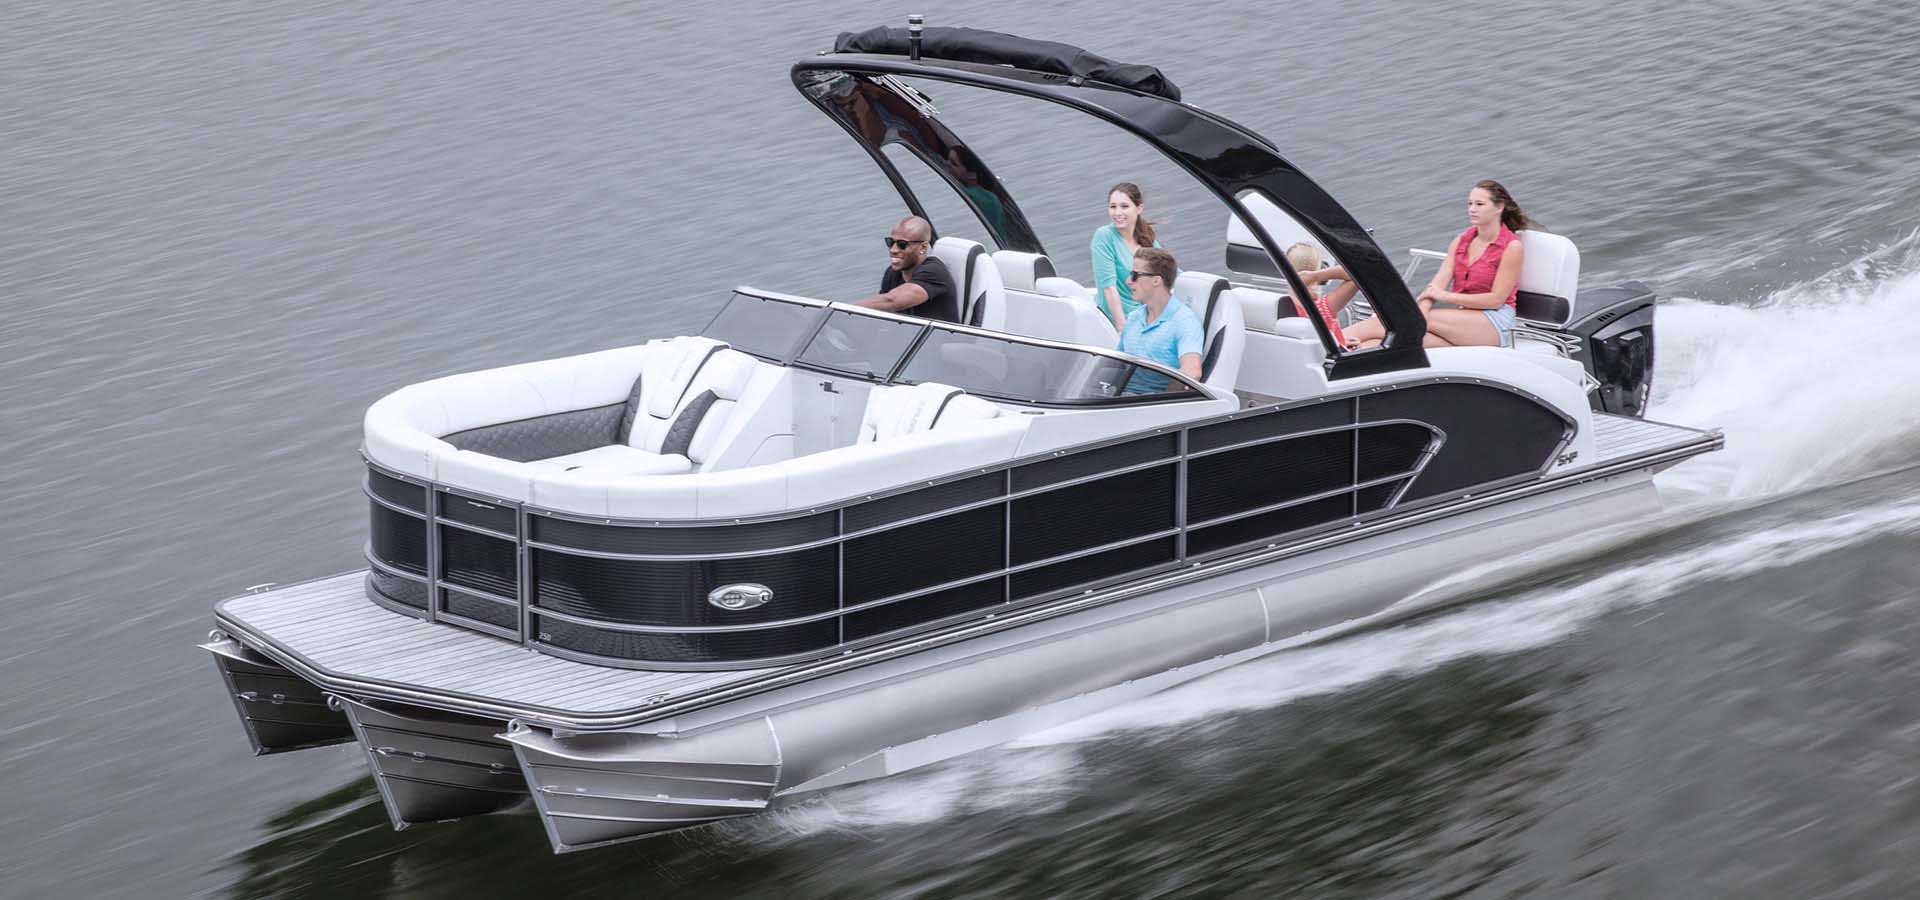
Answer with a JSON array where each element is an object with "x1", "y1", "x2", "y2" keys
[{"x1": 1116, "y1": 246, "x2": 1203, "y2": 394}]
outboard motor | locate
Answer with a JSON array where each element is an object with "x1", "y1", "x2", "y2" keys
[{"x1": 1566, "y1": 282, "x2": 1657, "y2": 418}]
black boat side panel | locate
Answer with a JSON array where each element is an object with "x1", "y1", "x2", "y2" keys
[{"x1": 1359, "y1": 383, "x2": 1570, "y2": 500}]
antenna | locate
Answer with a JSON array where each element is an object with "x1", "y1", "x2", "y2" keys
[{"x1": 907, "y1": 14, "x2": 924, "y2": 60}]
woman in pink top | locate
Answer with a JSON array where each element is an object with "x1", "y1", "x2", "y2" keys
[{"x1": 1347, "y1": 180, "x2": 1532, "y2": 349}]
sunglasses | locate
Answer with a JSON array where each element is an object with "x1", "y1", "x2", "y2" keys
[
  {"x1": 1126, "y1": 269, "x2": 1162, "y2": 282},
  {"x1": 883, "y1": 237, "x2": 929, "y2": 250}
]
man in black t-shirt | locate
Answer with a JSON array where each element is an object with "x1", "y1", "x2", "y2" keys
[{"x1": 855, "y1": 216, "x2": 959, "y2": 323}]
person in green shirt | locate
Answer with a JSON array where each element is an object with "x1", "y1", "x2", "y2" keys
[{"x1": 1089, "y1": 182, "x2": 1162, "y2": 329}]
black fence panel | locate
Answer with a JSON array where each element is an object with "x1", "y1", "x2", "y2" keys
[
  {"x1": 1010, "y1": 433, "x2": 1176, "y2": 491},
  {"x1": 843, "y1": 579, "x2": 1005, "y2": 640},
  {"x1": 369, "y1": 502, "x2": 427, "y2": 575},
  {"x1": 1010, "y1": 464, "x2": 1176, "y2": 565},
  {"x1": 368, "y1": 470, "x2": 426, "y2": 512},
  {"x1": 1187, "y1": 495, "x2": 1352, "y2": 556},
  {"x1": 529, "y1": 512, "x2": 835, "y2": 555},
  {"x1": 844, "y1": 505, "x2": 1004, "y2": 604},
  {"x1": 440, "y1": 527, "x2": 518, "y2": 598},
  {"x1": 1012, "y1": 537, "x2": 1176, "y2": 599},
  {"x1": 533, "y1": 615, "x2": 841, "y2": 664},
  {"x1": 1187, "y1": 431, "x2": 1351, "y2": 523},
  {"x1": 533, "y1": 545, "x2": 839, "y2": 627}
]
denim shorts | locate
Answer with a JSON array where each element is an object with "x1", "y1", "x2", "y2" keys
[{"x1": 1481, "y1": 304, "x2": 1517, "y2": 348}]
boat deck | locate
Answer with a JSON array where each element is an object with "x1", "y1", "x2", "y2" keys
[
  {"x1": 217, "y1": 574, "x2": 779, "y2": 724},
  {"x1": 1588, "y1": 413, "x2": 1709, "y2": 466}
]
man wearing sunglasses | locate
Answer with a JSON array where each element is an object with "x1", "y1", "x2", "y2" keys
[
  {"x1": 1116, "y1": 247, "x2": 1203, "y2": 394},
  {"x1": 854, "y1": 216, "x2": 958, "y2": 323}
]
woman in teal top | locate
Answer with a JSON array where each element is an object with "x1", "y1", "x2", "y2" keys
[{"x1": 1090, "y1": 182, "x2": 1161, "y2": 328}]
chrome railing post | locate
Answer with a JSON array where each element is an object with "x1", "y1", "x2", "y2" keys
[
  {"x1": 423, "y1": 487, "x2": 440, "y2": 623},
  {"x1": 518, "y1": 507, "x2": 533, "y2": 647},
  {"x1": 835, "y1": 507, "x2": 846, "y2": 646},
  {"x1": 1174, "y1": 427, "x2": 1189, "y2": 562}
]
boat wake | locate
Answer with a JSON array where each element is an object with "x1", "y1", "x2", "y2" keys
[
  {"x1": 1652, "y1": 230, "x2": 1920, "y2": 499},
  {"x1": 746, "y1": 237, "x2": 1920, "y2": 839}
]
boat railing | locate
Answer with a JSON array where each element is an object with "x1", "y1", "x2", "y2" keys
[{"x1": 359, "y1": 392, "x2": 1476, "y2": 671}]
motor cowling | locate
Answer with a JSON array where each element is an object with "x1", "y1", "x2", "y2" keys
[{"x1": 1568, "y1": 281, "x2": 1657, "y2": 418}]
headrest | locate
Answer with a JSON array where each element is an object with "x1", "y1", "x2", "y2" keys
[
  {"x1": 640, "y1": 336, "x2": 727, "y2": 419},
  {"x1": 1224, "y1": 192, "x2": 1322, "y2": 279},
  {"x1": 1172, "y1": 271, "x2": 1231, "y2": 334},
  {"x1": 931, "y1": 236, "x2": 985, "y2": 307},
  {"x1": 1034, "y1": 276, "x2": 1091, "y2": 301},
  {"x1": 990, "y1": 250, "x2": 1057, "y2": 293},
  {"x1": 1228, "y1": 287, "x2": 1282, "y2": 333},
  {"x1": 1515, "y1": 230, "x2": 1580, "y2": 307},
  {"x1": 686, "y1": 348, "x2": 757, "y2": 402}
]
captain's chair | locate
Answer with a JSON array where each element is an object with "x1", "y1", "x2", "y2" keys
[
  {"x1": 1513, "y1": 230, "x2": 1581, "y2": 328},
  {"x1": 1174, "y1": 271, "x2": 1245, "y2": 393},
  {"x1": 930, "y1": 236, "x2": 1006, "y2": 331}
]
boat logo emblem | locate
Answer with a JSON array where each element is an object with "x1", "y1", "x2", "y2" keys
[{"x1": 708, "y1": 583, "x2": 773, "y2": 611}]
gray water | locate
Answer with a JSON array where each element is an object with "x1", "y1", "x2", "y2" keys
[{"x1": 4, "y1": 1, "x2": 1920, "y2": 897}]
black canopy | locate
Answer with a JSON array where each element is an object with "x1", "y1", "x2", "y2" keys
[
  {"x1": 797, "y1": 37, "x2": 1431, "y2": 377},
  {"x1": 832, "y1": 26, "x2": 1182, "y2": 102}
]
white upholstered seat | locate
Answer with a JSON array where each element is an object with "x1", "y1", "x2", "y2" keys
[
  {"x1": 989, "y1": 250, "x2": 1056, "y2": 292},
  {"x1": 858, "y1": 381, "x2": 999, "y2": 443},
  {"x1": 1514, "y1": 230, "x2": 1581, "y2": 327},
  {"x1": 530, "y1": 336, "x2": 758, "y2": 474},
  {"x1": 930, "y1": 236, "x2": 1006, "y2": 331},
  {"x1": 1173, "y1": 271, "x2": 1245, "y2": 393}
]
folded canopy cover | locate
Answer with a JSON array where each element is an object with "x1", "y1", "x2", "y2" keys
[{"x1": 831, "y1": 26, "x2": 1183, "y2": 102}]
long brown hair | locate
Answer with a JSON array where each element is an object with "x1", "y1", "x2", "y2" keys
[
  {"x1": 1474, "y1": 179, "x2": 1535, "y2": 231},
  {"x1": 1109, "y1": 182, "x2": 1158, "y2": 246}
]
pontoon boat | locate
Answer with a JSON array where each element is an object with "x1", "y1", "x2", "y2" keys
[{"x1": 202, "y1": 25, "x2": 1721, "y2": 852}]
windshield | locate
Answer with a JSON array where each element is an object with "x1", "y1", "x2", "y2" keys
[
  {"x1": 796, "y1": 309, "x2": 927, "y2": 379},
  {"x1": 706, "y1": 290, "x2": 1198, "y2": 405},
  {"x1": 896, "y1": 328, "x2": 1142, "y2": 404},
  {"x1": 704, "y1": 292, "x2": 822, "y2": 360}
]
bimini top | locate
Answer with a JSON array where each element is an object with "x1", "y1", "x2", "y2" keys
[
  {"x1": 831, "y1": 25, "x2": 1183, "y2": 100},
  {"x1": 798, "y1": 25, "x2": 1430, "y2": 379}
]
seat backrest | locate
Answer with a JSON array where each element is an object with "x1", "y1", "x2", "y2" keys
[
  {"x1": 1514, "y1": 230, "x2": 1581, "y2": 327},
  {"x1": 622, "y1": 338, "x2": 757, "y2": 463},
  {"x1": 1231, "y1": 285, "x2": 1283, "y2": 333},
  {"x1": 1034, "y1": 276, "x2": 1089, "y2": 300},
  {"x1": 990, "y1": 250, "x2": 1057, "y2": 292},
  {"x1": 858, "y1": 381, "x2": 998, "y2": 443},
  {"x1": 1173, "y1": 271, "x2": 1243, "y2": 391},
  {"x1": 931, "y1": 236, "x2": 1006, "y2": 331},
  {"x1": 1004, "y1": 274, "x2": 1118, "y2": 348}
]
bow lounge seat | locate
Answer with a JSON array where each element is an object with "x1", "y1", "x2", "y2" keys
[{"x1": 532, "y1": 338, "x2": 758, "y2": 476}]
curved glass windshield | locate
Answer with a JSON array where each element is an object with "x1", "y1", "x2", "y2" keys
[
  {"x1": 704, "y1": 292, "x2": 822, "y2": 360},
  {"x1": 796, "y1": 309, "x2": 927, "y2": 379},
  {"x1": 707, "y1": 291, "x2": 1198, "y2": 405},
  {"x1": 897, "y1": 328, "x2": 1143, "y2": 404}
]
